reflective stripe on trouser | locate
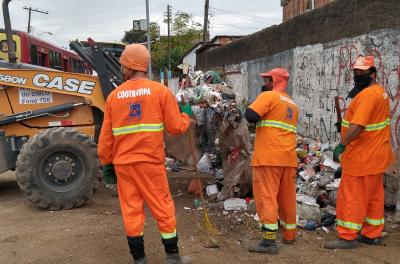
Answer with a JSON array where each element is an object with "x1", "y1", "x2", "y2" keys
[
  {"x1": 336, "y1": 173, "x2": 384, "y2": 240},
  {"x1": 253, "y1": 166, "x2": 297, "y2": 241},
  {"x1": 342, "y1": 118, "x2": 390, "y2": 131},
  {"x1": 256, "y1": 120, "x2": 297, "y2": 133},
  {"x1": 112, "y1": 123, "x2": 164, "y2": 136},
  {"x1": 115, "y1": 163, "x2": 177, "y2": 237}
]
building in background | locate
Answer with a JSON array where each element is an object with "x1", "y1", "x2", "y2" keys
[
  {"x1": 281, "y1": 0, "x2": 336, "y2": 22},
  {"x1": 193, "y1": 35, "x2": 243, "y2": 70}
]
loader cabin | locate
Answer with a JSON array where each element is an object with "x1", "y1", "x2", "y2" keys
[
  {"x1": 80, "y1": 41, "x2": 125, "y2": 61},
  {"x1": 0, "y1": 29, "x2": 92, "y2": 74}
]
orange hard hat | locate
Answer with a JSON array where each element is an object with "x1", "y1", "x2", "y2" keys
[
  {"x1": 260, "y1": 68, "x2": 289, "y2": 92},
  {"x1": 352, "y1": 56, "x2": 375, "y2": 70},
  {"x1": 119, "y1": 44, "x2": 150, "y2": 72}
]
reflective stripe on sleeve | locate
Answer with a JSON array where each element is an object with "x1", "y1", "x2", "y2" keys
[{"x1": 112, "y1": 123, "x2": 164, "y2": 136}]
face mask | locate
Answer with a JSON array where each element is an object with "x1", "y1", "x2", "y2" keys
[
  {"x1": 261, "y1": 85, "x2": 272, "y2": 92},
  {"x1": 347, "y1": 74, "x2": 373, "y2": 99}
]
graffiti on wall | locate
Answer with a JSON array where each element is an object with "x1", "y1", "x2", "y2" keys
[{"x1": 291, "y1": 30, "x2": 400, "y2": 148}]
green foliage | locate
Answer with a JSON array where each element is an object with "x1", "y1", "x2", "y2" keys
[
  {"x1": 122, "y1": 11, "x2": 203, "y2": 73},
  {"x1": 121, "y1": 22, "x2": 160, "y2": 44},
  {"x1": 153, "y1": 11, "x2": 202, "y2": 72}
]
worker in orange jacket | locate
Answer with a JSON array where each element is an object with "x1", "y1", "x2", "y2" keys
[
  {"x1": 98, "y1": 44, "x2": 191, "y2": 264},
  {"x1": 325, "y1": 56, "x2": 394, "y2": 249},
  {"x1": 245, "y1": 68, "x2": 299, "y2": 254}
]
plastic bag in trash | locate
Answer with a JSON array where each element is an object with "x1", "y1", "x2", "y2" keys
[{"x1": 197, "y1": 154, "x2": 212, "y2": 173}]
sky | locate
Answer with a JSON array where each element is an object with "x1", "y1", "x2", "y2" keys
[{"x1": 1, "y1": 0, "x2": 282, "y2": 49}]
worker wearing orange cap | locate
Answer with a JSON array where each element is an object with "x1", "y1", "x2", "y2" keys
[
  {"x1": 325, "y1": 56, "x2": 394, "y2": 250},
  {"x1": 98, "y1": 44, "x2": 191, "y2": 264},
  {"x1": 245, "y1": 68, "x2": 298, "y2": 254}
]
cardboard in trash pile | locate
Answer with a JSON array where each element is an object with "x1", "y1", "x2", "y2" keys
[
  {"x1": 224, "y1": 198, "x2": 247, "y2": 211},
  {"x1": 165, "y1": 120, "x2": 201, "y2": 167}
]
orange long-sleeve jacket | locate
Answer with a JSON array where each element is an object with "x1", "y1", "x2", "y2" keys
[{"x1": 98, "y1": 78, "x2": 190, "y2": 165}]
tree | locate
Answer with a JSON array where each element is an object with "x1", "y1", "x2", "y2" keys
[
  {"x1": 152, "y1": 11, "x2": 202, "y2": 73},
  {"x1": 121, "y1": 22, "x2": 160, "y2": 44},
  {"x1": 120, "y1": 12, "x2": 202, "y2": 74}
]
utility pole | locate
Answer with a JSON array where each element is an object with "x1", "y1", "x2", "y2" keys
[
  {"x1": 203, "y1": 0, "x2": 209, "y2": 44},
  {"x1": 23, "y1": 6, "x2": 48, "y2": 34},
  {"x1": 167, "y1": 4, "x2": 172, "y2": 74},
  {"x1": 145, "y1": 0, "x2": 152, "y2": 79}
]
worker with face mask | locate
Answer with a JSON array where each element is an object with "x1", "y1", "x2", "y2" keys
[
  {"x1": 245, "y1": 68, "x2": 299, "y2": 254},
  {"x1": 325, "y1": 56, "x2": 394, "y2": 249}
]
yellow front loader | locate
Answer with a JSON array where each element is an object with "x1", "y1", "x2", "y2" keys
[{"x1": 0, "y1": 0, "x2": 123, "y2": 210}]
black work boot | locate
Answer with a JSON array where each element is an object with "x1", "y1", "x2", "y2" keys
[
  {"x1": 127, "y1": 236, "x2": 148, "y2": 264},
  {"x1": 162, "y1": 236, "x2": 191, "y2": 264},
  {"x1": 357, "y1": 235, "x2": 383, "y2": 245},
  {"x1": 249, "y1": 231, "x2": 278, "y2": 254},
  {"x1": 324, "y1": 238, "x2": 358, "y2": 250}
]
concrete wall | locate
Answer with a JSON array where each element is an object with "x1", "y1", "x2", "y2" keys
[
  {"x1": 292, "y1": 30, "x2": 400, "y2": 146},
  {"x1": 183, "y1": 50, "x2": 197, "y2": 73},
  {"x1": 197, "y1": 0, "x2": 400, "y2": 70},
  {"x1": 210, "y1": 29, "x2": 400, "y2": 146}
]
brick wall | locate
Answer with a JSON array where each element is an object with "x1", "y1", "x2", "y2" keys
[{"x1": 282, "y1": 0, "x2": 336, "y2": 21}]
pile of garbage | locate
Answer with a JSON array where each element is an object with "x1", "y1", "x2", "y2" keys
[
  {"x1": 193, "y1": 136, "x2": 341, "y2": 232},
  {"x1": 165, "y1": 70, "x2": 252, "y2": 201},
  {"x1": 295, "y1": 136, "x2": 341, "y2": 229},
  {"x1": 167, "y1": 70, "x2": 342, "y2": 230}
]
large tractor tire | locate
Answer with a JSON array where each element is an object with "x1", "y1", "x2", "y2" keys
[{"x1": 16, "y1": 127, "x2": 101, "y2": 210}]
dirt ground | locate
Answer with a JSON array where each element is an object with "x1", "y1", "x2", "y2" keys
[{"x1": 1, "y1": 170, "x2": 400, "y2": 264}]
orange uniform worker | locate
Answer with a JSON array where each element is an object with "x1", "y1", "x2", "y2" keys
[
  {"x1": 245, "y1": 68, "x2": 299, "y2": 254},
  {"x1": 98, "y1": 44, "x2": 191, "y2": 264},
  {"x1": 325, "y1": 56, "x2": 394, "y2": 250}
]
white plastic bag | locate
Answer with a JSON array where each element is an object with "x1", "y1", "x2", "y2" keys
[{"x1": 197, "y1": 154, "x2": 211, "y2": 173}]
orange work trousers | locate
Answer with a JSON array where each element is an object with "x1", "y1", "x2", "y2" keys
[
  {"x1": 336, "y1": 173, "x2": 384, "y2": 240},
  {"x1": 115, "y1": 163, "x2": 177, "y2": 239},
  {"x1": 252, "y1": 166, "x2": 297, "y2": 241}
]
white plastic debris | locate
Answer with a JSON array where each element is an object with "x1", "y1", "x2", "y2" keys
[
  {"x1": 322, "y1": 157, "x2": 340, "y2": 170},
  {"x1": 197, "y1": 154, "x2": 212, "y2": 173},
  {"x1": 322, "y1": 226, "x2": 329, "y2": 233},
  {"x1": 206, "y1": 184, "x2": 218, "y2": 197},
  {"x1": 296, "y1": 194, "x2": 319, "y2": 206},
  {"x1": 215, "y1": 169, "x2": 224, "y2": 179},
  {"x1": 254, "y1": 213, "x2": 260, "y2": 221},
  {"x1": 299, "y1": 171, "x2": 310, "y2": 181},
  {"x1": 296, "y1": 194, "x2": 321, "y2": 223},
  {"x1": 184, "y1": 207, "x2": 191, "y2": 210},
  {"x1": 224, "y1": 198, "x2": 247, "y2": 211},
  {"x1": 297, "y1": 203, "x2": 321, "y2": 224},
  {"x1": 326, "y1": 179, "x2": 341, "y2": 191}
]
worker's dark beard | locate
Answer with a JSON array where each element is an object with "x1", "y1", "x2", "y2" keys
[{"x1": 347, "y1": 74, "x2": 373, "y2": 99}]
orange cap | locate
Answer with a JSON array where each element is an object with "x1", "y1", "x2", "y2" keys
[
  {"x1": 352, "y1": 56, "x2": 375, "y2": 70},
  {"x1": 119, "y1": 44, "x2": 150, "y2": 72},
  {"x1": 260, "y1": 68, "x2": 289, "y2": 92}
]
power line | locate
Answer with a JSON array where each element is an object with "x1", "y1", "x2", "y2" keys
[
  {"x1": 23, "y1": 6, "x2": 48, "y2": 34},
  {"x1": 210, "y1": 8, "x2": 269, "y2": 27},
  {"x1": 210, "y1": 6, "x2": 267, "y2": 20},
  {"x1": 212, "y1": 16, "x2": 263, "y2": 31}
]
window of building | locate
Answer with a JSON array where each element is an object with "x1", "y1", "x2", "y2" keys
[{"x1": 30, "y1": 45, "x2": 38, "y2": 65}]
